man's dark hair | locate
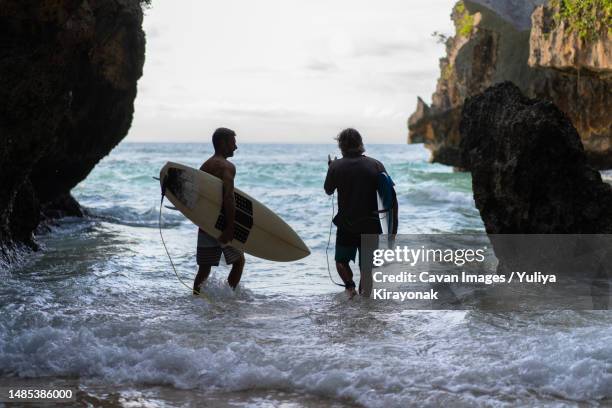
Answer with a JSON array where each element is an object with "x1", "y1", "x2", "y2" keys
[
  {"x1": 336, "y1": 128, "x2": 365, "y2": 156},
  {"x1": 212, "y1": 127, "x2": 236, "y2": 151}
]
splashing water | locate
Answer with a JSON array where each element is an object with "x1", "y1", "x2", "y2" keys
[{"x1": 1, "y1": 143, "x2": 611, "y2": 407}]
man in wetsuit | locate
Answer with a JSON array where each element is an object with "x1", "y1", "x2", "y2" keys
[
  {"x1": 193, "y1": 127, "x2": 245, "y2": 294},
  {"x1": 324, "y1": 128, "x2": 397, "y2": 298}
]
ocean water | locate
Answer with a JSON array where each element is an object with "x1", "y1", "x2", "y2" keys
[{"x1": 1, "y1": 143, "x2": 611, "y2": 407}]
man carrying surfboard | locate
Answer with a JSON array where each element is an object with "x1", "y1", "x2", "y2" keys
[
  {"x1": 193, "y1": 127, "x2": 245, "y2": 294},
  {"x1": 324, "y1": 128, "x2": 398, "y2": 298}
]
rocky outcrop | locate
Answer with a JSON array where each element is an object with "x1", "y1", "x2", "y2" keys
[
  {"x1": 460, "y1": 82, "x2": 612, "y2": 234},
  {"x1": 408, "y1": 0, "x2": 612, "y2": 170},
  {"x1": 0, "y1": 0, "x2": 146, "y2": 265},
  {"x1": 467, "y1": 0, "x2": 548, "y2": 31},
  {"x1": 528, "y1": 3, "x2": 612, "y2": 169},
  {"x1": 460, "y1": 83, "x2": 612, "y2": 295},
  {"x1": 529, "y1": 5, "x2": 612, "y2": 73}
]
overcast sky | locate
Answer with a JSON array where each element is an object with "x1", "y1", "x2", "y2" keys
[{"x1": 127, "y1": 0, "x2": 456, "y2": 143}]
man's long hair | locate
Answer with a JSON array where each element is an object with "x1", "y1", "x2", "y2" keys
[{"x1": 336, "y1": 128, "x2": 365, "y2": 156}]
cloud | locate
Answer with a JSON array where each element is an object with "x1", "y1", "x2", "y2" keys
[
  {"x1": 210, "y1": 102, "x2": 308, "y2": 121},
  {"x1": 363, "y1": 105, "x2": 408, "y2": 120},
  {"x1": 144, "y1": 24, "x2": 162, "y2": 39},
  {"x1": 353, "y1": 39, "x2": 429, "y2": 57},
  {"x1": 304, "y1": 59, "x2": 337, "y2": 72},
  {"x1": 384, "y1": 68, "x2": 439, "y2": 82}
]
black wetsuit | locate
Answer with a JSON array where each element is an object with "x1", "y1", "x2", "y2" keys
[{"x1": 324, "y1": 154, "x2": 385, "y2": 247}]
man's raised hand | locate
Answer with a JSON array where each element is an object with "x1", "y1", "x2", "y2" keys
[{"x1": 328, "y1": 154, "x2": 337, "y2": 167}]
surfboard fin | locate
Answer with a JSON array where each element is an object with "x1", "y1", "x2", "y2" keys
[{"x1": 164, "y1": 205, "x2": 179, "y2": 211}]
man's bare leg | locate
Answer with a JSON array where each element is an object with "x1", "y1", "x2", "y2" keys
[
  {"x1": 227, "y1": 254, "x2": 245, "y2": 290},
  {"x1": 359, "y1": 237, "x2": 377, "y2": 298},
  {"x1": 336, "y1": 261, "x2": 357, "y2": 298},
  {"x1": 194, "y1": 265, "x2": 211, "y2": 295}
]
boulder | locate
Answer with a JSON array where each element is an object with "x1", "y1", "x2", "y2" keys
[
  {"x1": 460, "y1": 81, "x2": 612, "y2": 234},
  {"x1": 0, "y1": 0, "x2": 145, "y2": 264}
]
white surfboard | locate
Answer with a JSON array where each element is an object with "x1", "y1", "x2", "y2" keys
[{"x1": 159, "y1": 162, "x2": 310, "y2": 262}]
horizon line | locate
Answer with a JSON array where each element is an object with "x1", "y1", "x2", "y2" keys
[{"x1": 122, "y1": 140, "x2": 414, "y2": 145}]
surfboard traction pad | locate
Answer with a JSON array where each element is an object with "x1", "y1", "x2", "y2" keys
[{"x1": 165, "y1": 167, "x2": 253, "y2": 244}]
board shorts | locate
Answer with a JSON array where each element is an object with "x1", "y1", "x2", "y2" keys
[
  {"x1": 197, "y1": 229, "x2": 243, "y2": 266},
  {"x1": 334, "y1": 231, "x2": 379, "y2": 266},
  {"x1": 335, "y1": 244, "x2": 361, "y2": 264}
]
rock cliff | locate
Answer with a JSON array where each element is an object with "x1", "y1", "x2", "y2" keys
[
  {"x1": 0, "y1": 0, "x2": 146, "y2": 265},
  {"x1": 408, "y1": 0, "x2": 612, "y2": 170},
  {"x1": 460, "y1": 82, "x2": 612, "y2": 234}
]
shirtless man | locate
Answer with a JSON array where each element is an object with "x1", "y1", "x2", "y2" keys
[{"x1": 193, "y1": 127, "x2": 245, "y2": 294}]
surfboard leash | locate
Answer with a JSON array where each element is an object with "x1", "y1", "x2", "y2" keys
[
  {"x1": 157, "y1": 176, "x2": 206, "y2": 297},
  {"x1": 158, "y1": 175, "x2": 343, "y2": 291},
  {"x1": 326, "y1": 193, "x2": 347, "y2": 288}
]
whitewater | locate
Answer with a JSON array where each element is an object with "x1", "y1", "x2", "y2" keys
[{"x1": 1, "y1": 143, "x2": 611, "y2": 407}]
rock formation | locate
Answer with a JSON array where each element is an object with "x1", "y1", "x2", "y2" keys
[
  {"x1": 0, "y1": 0, "x2": 146, "y2": 265},
  {"x1": 460, "y1": 82, "x2": 612, "y2": 234},
  {"x1": 528, "y1": 3, "x2": 612, "y2": 169},
  {"x1": 460, "y1": 83, "x2": 612, "y2": 296},
  {"x1": 529, "y1": 4, "x2": 612, "y2": 73},
  {"x1": 408, "y1": 0, "x2": 612, "y2": 170}
]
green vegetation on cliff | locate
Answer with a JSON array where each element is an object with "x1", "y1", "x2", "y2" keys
[
  {"x1": 454, "y1": 2, "x2": 475, "y2": 37},
  {"x1": 442, "y1": 63, "x2": 454, "y2": 81},
  {"x1": 550, "y1": 0, "x2": 612, "y2": 40}
]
